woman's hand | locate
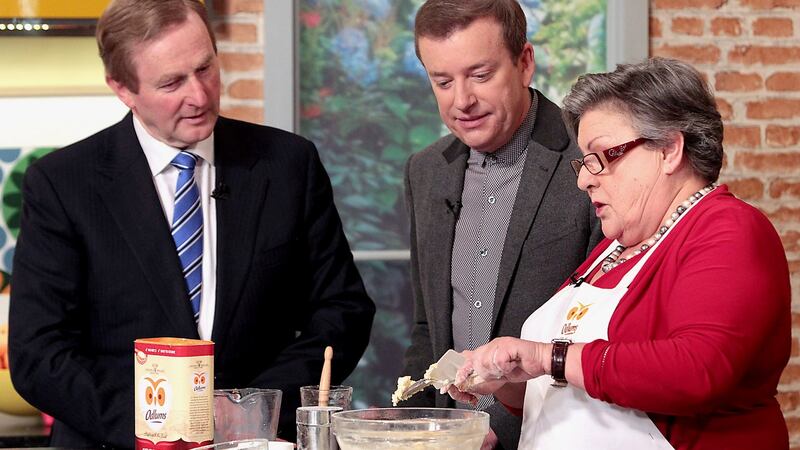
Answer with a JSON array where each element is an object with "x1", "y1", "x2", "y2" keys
[
  {"x1": 454, "y1": 337, "x2": 549, "y2": 395},
  {"x1": 446, "y1": 383, "x2": 479, "y2": 406},
  {"x1": 445, "y1": 337, "x2": 586, "y2": 405}
]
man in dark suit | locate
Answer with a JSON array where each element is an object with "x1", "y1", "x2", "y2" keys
[
  {"x1": 401, "y1": 1, "x2": 602, "y2": 448},
  {"x1": 8, "y1": 0, "x2": 374, "y2": 448}
]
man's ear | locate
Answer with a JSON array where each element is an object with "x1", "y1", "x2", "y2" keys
[
  {"x1": 518, "y1": 42, "x2": 535, "y2": 87},
  {"x1": 661, "y1": 132, "x2": 686, "y2": 175},
  {"x1": 106, "y1": 76, "x2": 135, "y2": 110}
]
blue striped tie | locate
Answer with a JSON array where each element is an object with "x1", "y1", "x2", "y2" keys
[{"x1": 170, "y1": 152, "x2": 203, "y2": 323}]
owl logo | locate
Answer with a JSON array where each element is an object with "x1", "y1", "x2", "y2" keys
[
  {"x1": 566, "y1": 302, "x2": 592, "y2": 321},
  {"x1": 192, "y1": 371, "x2": 208, "y2": 393},
  {"x1": 561, "y1": 301, "x2": 593, "y2": 336},
  {"x1": 139, "y1": 376, "x2": 172, "y2": 431}
]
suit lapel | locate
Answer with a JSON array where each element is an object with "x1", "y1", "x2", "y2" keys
[
  {"x1": 96, "y1": 114, "x2": 198, "y2": 336},
  {"x1": 492, "y1": 91, "x2": 571, "y2": 327},
  {"x1": 430, "y1": 141, "x2": 469, "y2": 350},
  {"x1": 211, "y1": 118, "x2": 269, "y2": 345}
]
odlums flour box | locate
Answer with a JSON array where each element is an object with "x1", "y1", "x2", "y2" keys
[{"x1": 134, "y1": 337, "x2": 214, "y2": 450}]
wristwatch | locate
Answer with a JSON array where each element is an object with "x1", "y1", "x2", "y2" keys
[{"x1": 550, "y1": 338, "x2": 572, "y2": 387}]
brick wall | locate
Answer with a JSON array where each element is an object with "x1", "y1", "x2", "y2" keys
[
  {"x1": 651, "y1": 0, "x2": 800, "y2": 444},
  {"x1": 211, "y1": 0, "x2": 265, "y2": 124},
  {"x1": 214, "y1": 0, "x2": 800, "y2": 445}
]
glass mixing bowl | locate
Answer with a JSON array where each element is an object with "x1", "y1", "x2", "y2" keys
[
  {"x1": 331, "y1": 407, "x2": 489, "y2": 450},
  {"x1": 194, "y1": 439, "x2": 271, "y2": 450}
]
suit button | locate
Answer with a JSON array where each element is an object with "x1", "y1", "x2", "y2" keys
[
  {"x1": 488, "y1": 196, "x2": 496, "y2": 204},
  {"x1": 479, "y1": 248, "x2": 488, "y2": 257},
  {"x1": 474, "y1": 300, "x2": 482, "y2": 308}
]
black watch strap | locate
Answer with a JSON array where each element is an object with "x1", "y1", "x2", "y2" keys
[{"x1": 551, "y1": 338, "x2": 572, "y2": 387}]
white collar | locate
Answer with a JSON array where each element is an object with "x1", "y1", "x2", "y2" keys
[{"x1": 132, "y1": 115, "x2": 215, "y2": 176}]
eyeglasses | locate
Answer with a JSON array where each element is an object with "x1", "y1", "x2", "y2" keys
[{"x1": 570, "y1": 137, "x2": 649, "y2": 177}]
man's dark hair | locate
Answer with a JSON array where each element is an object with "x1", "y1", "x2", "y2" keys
[{"x1": 414, "y1": 0, "x2": 527, "y2": 62}]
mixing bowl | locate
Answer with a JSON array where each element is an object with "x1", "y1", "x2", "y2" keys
[
  {"x1": 0, "y1": 369, "x2": 38, "y2": 415},
  {"x1": 194, "y1": 438, "x2": 271, "y2": 450},
  {"x1": 331, "y1": 407, "x2": 489, "y2": 450}
]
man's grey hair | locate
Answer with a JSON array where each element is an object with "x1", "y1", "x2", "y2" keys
[{"x1": 562, "y1": 57, "x2": 724, "y2": 182}]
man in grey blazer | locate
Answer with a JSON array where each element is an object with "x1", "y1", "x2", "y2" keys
[{"x1": 401, "y1": 1, "x2": 603, "y2": 448}]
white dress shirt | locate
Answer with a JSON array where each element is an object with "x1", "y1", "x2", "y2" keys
[{"x1": 133, "y1": 116, "x2": 217, "y2": 340}]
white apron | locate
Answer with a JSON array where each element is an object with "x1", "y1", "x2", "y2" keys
[{"x1": 516, "y1": 196, "x2": 707, "y2": 449}]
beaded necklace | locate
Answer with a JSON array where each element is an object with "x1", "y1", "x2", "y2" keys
[{"x1": 601, "y1": 183, "x2": 716, "y2": 273}]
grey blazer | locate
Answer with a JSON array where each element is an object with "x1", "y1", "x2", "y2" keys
[{"x1": 401, "y1": 90, "x2": 603, "y2": 449}]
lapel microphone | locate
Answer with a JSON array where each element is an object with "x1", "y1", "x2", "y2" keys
[
  {"x1": 211, "y1": 179, "x2": 229, "y2": 200},
  {"x1": 445, "y1": 198, "x2": 462, "y2": 218},
  {"x1": 569, "y1": 272, "x2": 585, "y2": 287}
]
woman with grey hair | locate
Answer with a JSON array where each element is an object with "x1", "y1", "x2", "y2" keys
[{"x1": 446, "y1": 58, "x2": 790, "y2": 449}]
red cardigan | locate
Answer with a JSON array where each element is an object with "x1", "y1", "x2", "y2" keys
[{"x1": 574, "y1": 185, "x2": 790, "y2": 449}]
